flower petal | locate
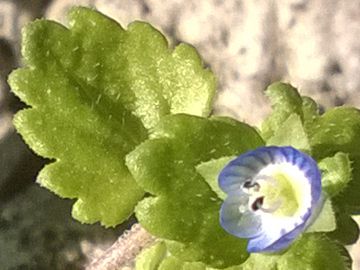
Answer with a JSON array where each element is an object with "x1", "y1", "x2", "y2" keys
[
  {"x1": 220, "y1": 192, "x2": 263, "y2": 238},
  {"x1": 218, "y1": 146, "x2": 322, "y2": 253},
  {"x1": 218, "y1": 148, "x2": 274, "y2": 193},
  {"x1": 247, "y1": 209, "x2": 311, "y2": 252}
]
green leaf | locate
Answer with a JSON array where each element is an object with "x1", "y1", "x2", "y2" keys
[
  {"x1": 240, "y1": 234, "x2": 352, "y2": 270},
  {"x1": 327, "y1": 212, "x2": 359, "y2": 245},
  {"x1": 266, "y1": 113, "x2": 310, "y2": 152},
  {"x1": 137, "y1": 236, "x2": 351, "y2": 270},
  {"x1": 135, "y1": 242, "x2": 167, "y2": 270},
  {"x1": 301, "y1": 96, "x2": 320, "y2": 129},
  {"x1": 9, "y1": 7, "x2": 215, "y2": 226},
  {"x1": 306, "y1": 107, "x2": 360, "y2": 212},
  {"x1": 318, "y1": 152, "x2": 352, "y2": 197},
  {"x1": 158, "y1": 257, "x2": 184, "y2": 270},
  {"x1": 196, "y1": 156, "x2": 235, "y2": 200},
  {"x1": 158, "y1": 256, "x2": 206, "y2": 270},
  {"x1": 261, "y1": 82, "x2": 303, "y2": 140},
  {"x1": 260, "y1": 83, "x2": 321, "y2": 152},
  {"x1": 135, "y1": 242, "x2": 230, "y2": 270},
  {"x1": 126, "y1": 114, "x2": 264, "y2": 268},
  {"x1": 279, "y1": 235, "x2": 351, "y2": 270},
  {"x1": 306, "y1": 198, "x2": 336, "y2": 233},
  {"x1": 334, "y1": 155, "x2": 360, "y2": 213},
  {"x1": 308, "y1": 107, "x2": 360, "y2": 159},
  {"x1": 136, "y1": 242, "x2": 243, "y2": 270}
]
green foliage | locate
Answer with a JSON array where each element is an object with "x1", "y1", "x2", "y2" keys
[
  {"x1": 261, "y1": 82, "x2": 304, "y2": 140},
  {"x1": 305, "y1": 198, "x2": 336, "y2": 233},
  {"x1": 261, "y1": 82, "x2": 360, "y2": 213},
  {"x1": 126, "y1": 114, "x2": 264, "y2": 268},
  {"x1": 266, "y1": 113, "x2": 310, "y2": 152},
  {"x1": 308, "y1": 107, "x2": 360, "y2": 158},
  {"x1": 9, "y1": 6, "x2": 359, "y2": 270},
  {"x1": 240, "y1": 234, "x2": 351, "y2": 270},
  {"x1": 327, "y1": 211, "x2": 359, "y2": 245},
  {"x1": 136, "y1": 234, "x2": 352, "y2": 270},
  {"x1": 307, "y1": 107, "x2": 360, "y2": 212},
  {"x1": 135, "y1": 242, "x2": 167, "y2": 270},
  {"x1": 9, "y1": 7, "x2": 215, "y2": 226},
  {"x1": 257, "y1": 82, "x2": 358, "y2": 270},
  {"x1": 318, "y1": 152, "x2": 352, "y2": 197},
  {"x1": 158, "y1": 256, "x2": 207, "y2": 270},
  {"x1": 196, "y1": 156, "x2": 235, "y2": 200}
]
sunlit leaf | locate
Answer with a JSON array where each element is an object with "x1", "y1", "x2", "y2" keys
[{"x1": 9, "y1": 7, "x2": 215, "y2": 226}]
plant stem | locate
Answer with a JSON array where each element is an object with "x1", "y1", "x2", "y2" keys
[{"x1": 86, "y1": 223, "x2": 156, "y2": 270}]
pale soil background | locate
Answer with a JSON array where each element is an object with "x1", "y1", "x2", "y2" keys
[{"x1": 0, "y1": 0, "x2": 359, "y2": 269}]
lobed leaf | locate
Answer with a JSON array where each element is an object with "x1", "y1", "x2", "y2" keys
[
  {"x1": 126, "y1": 114, "x2": 264, "y2": 268},
  {"x1": 9, "y1": 7, "x2": 215, "y2": 226},
  {"x1": 261, "y1": 82, "x2": 304, "y2": 140}
]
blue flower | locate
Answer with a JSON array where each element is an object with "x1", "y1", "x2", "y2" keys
[{"x1": 218, "y1": 146, "x2": 322, "y2": 253}]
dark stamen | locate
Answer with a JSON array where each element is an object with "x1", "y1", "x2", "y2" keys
[
  {"x1": 243, "y1": 181, "x2": 260, "y2": 189},
  {"x1": 251, "y1": 196, "x2": 264, "y2": 211}
]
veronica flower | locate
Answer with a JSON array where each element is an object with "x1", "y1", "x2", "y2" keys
[{"x1": 218, "y1": 146, "x2": 322, "y2": 253}]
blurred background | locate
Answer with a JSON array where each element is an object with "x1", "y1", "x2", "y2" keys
[{"x1": 0, "y1": 0, "x2": 360, "y2": 269}]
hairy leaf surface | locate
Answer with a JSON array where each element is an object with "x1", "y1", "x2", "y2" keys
[
  {"x1": 9, "y1": 7, "x2": 215, "y2": 226},
  {"x1": 127, "y1": 114, "x2": 264, "y2": 268}
]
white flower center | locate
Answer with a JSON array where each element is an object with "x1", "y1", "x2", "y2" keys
[{"x1": 240, "y1": 163, "x2": 311, "y2": 217}]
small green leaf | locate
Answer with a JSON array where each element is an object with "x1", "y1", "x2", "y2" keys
[
  {"x1": 306, "y1": 199, "x2": 336, "y2": 233},
  {"x1": 127, "y1": 114, "x2": 264, "y2": 268},
  {"x1": 9, "y1": 7, "x2": 215, "y2": 226},
  {"x1": 327, "y1": 212, "x2": 359, "y2": 245},
  {"x1": 240, "y1": 234, "x2": 352, "y2": 270},
  {"x1": 135, "y1": 242, "x2": 167, "y2": 270},
  {"x1": 261, "y1": 82, "x2": 303, "y2": 140},
  {"x1": 318, "y1": 152, "x2": 352, "y2": 197},
  {"x1": 301, "y1": 96, "x2": 320, "y2": 129},
  {"x1": 334, "y1": 155, "x2": 360, "y2": 213},
  {"x1": 196, "y1": 156, "x2": 235, "y2": 200},
  {"x1": 266, "y1": 113, "x2": 310, "y2": 152}
]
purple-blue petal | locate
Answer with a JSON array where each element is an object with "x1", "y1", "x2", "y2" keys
[
  {"x1": 220, "y1": 193, "x2": 263, "y2": 239},
  {"x1": 219, "y1": 146, "x2": 321, "y2": 210},
  {"x1": 218, "y1": 146, "x2": 322, "y2": 253},
  {"x1": 247, "y1": 209, "x2": 311, "y2": 253}
]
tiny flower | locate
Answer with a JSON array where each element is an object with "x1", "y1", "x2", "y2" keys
[{"x1": 218, "y1": 146, "x2": 322, "y2": 253}]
